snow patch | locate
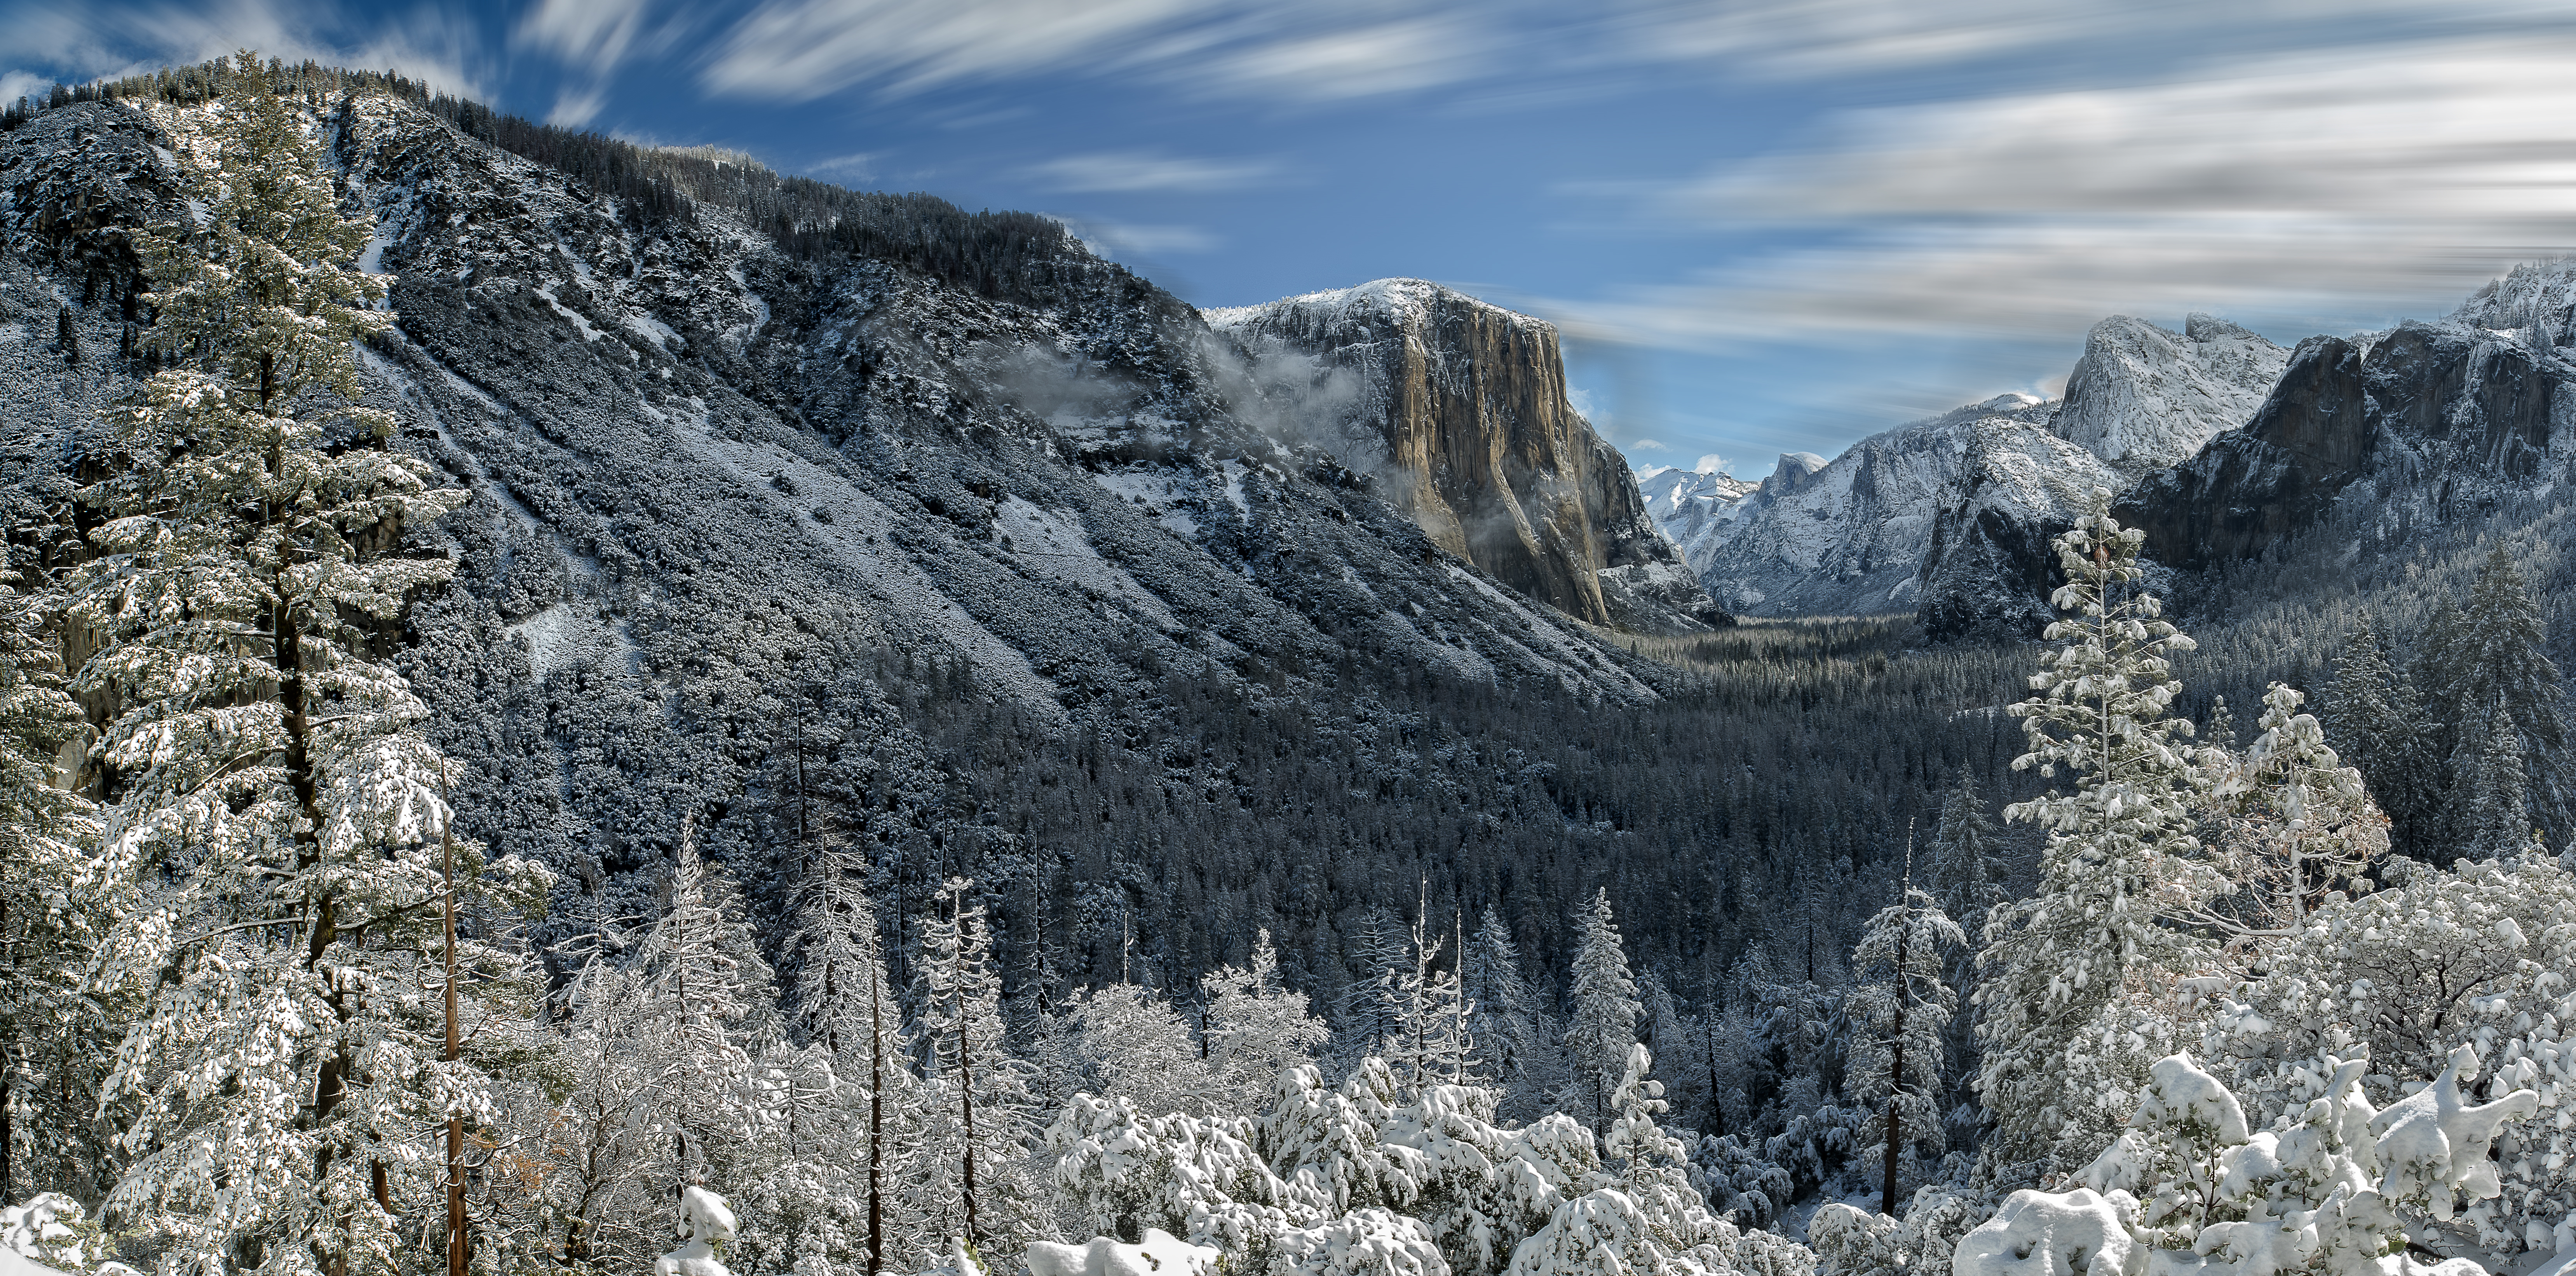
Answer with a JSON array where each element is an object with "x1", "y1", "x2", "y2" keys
[{"x1": 995, "y1": 496, "x2": 1180, "y2": 629}]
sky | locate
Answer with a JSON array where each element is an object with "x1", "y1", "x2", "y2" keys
[{"x1": 13, "y1": 2, "x2": 2576, "y2": 479}]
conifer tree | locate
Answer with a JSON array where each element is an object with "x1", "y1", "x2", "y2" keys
[
  {"x1": 1847, "y1": 877, "x2": 1963, "y2": 1214},
  {"x1": 917, "y1": 877, "x2": 1042, "y2": 1261},
  {"x1": 2433, "y1": 547, "x2": 2565, "y2": 849},
  {"x1": 1927, "y1": 769, "x2": 2005, "y2": 926},
  {"x1": 1563, "y1": 889, "x2": 1642, "y2": 1131},
  {"x1": 783, "y1": 836, "x2": 913, "y2": 1276},
  {"x1": 68, "y1": 54, "x2": 548, "y2": 1276},
  {"x1": 1462, "y1": 912, "x2": 1548, "y2": 1117},
  {"x1": 1200, "y1": 931, "x2": 1328, "y2": 1114},
  {"x1": 2461, "y1": 704, "x2": 2534, "y2": 859},
  {"x1": 2322, "y1": 617, "x2": 2432, "y2": 856},
  {"x1": 2187, "y1": 683, "x2": 2388, "y2": 946},
  {"x1": 1976, "y1": 490, "x2": 2217, "y2": 1181},
  {"x1": 0, "y1": 570, "x2": 102, "y2": 1203}
]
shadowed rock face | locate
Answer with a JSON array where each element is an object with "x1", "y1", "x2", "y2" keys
[
  {"x1": 2119, "y1": 320, "x2": 2569, "y2": 570},
  {"x1": 1206, "y1": 279, "x2": 1727, "y2": 633}
]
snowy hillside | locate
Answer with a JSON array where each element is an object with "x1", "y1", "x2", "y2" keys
[
  {"x1": 1655, "y1": 314, "x2": 2288, "y2": 628},
  {"x1": 0, "y1": 96, "x2": 1689, "y2": 896}
]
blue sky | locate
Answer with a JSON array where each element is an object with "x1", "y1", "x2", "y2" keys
[{"x1": 14, "y1": 2, "x2": 2576, "y2": 479}]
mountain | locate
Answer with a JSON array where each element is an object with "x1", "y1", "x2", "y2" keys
[
  {"x1": 1663, "y1": 314, "x2": 2288, "y2": 628},
  {"x1": 1691, "y1": 394, "x2": 2058, "y2": 617},
  {"x1": 2120, "y1": 261, "x2": 2576, "y2": 573},
  {"x1": 1, "y1": 93, "x2": 1710, "y2": 924},
  {"x1": 1204, "y1": 279, "x2": 1728, "y2": 634},
  {"x1": 1634, "y1": 464, "x2": 1761, "y2": 571}
]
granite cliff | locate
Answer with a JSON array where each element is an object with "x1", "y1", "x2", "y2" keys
[{"x1": 1205, "y1": 280, "x2": 1727, "y2": 633}]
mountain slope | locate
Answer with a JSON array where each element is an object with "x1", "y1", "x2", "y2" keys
[
  {"x1": 1205, "y1": 279, "x2": 1727, "y2": 634},
  {"x1": 2, "y1": 94, "x2": 1675, "y2": 916}
]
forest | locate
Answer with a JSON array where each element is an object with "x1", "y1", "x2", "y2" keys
[{"x1": 6, "y1": 53, "x2": 2576, "y2": 1276}]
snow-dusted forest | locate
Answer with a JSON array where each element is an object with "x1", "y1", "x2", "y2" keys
[{"x1": 9, "y1": 53, "x2": 2576, "y2": 1276}]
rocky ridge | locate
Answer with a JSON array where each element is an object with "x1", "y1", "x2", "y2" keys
[
  {"x1": 1204, "y1": 279, "x2": 1727, "y2": 634},
  {"x1": 0, "y1": 95, "x2": 1681, "y2": 904}
]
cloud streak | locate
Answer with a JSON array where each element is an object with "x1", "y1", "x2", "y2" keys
[
  {"x1": 1023, "y1": 150, "x2": 1282, "y2": 193},
  {"x1": 1548, "y1": 31, "x2": 2576, "y2": 350}
]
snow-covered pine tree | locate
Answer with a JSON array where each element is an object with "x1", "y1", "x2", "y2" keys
[
  {"x1": 642, "y1": 822, "x2": 786, "y2": 1191},
  {"x1": 2204, "y1": 695, "x2": 2238, "y2": 758},
  {"x1": 68, "y1": 54, "x2": 550, "y2": 1276},
  {"x1": 0, "y1": 568, "x2": 102, "y2": 1204},
  {"x1": 1052, "y1": 981, "x2": 1212, "y2": 1117},
  {"x1": 1461, "y1": 912, "x2": 1554, "y2": 1122},
  {"x1": 781, "y1": 834, "x2": 916, "y2": 1276},
  {"x1": 1380, "y1": 899, "x2": 1472, "y2": 1089},
  {"x1": 2185, "y1": 683, "x2": 2389, "y2": 948},
  {"x1": 1928, "y1": 769, "x2": 2006, "y2": 927},
  {"x1": 2436, "y1": 546, "x2": 2566, "y2": 847},
  {"x1": 916, "y1": 877, "x2": 1044, "y2": 1262},
  {"x1": 2461, "y1": 702, "x2": 2534, "y2": 859},
  {"x1": 1200, "y1": 931, "x2": 1328, "y2": 1116},
  {"x1": 1563, "y1": 889, "x2": 1642, "y2": 1131},
  {"x1": 2320, "y1": 617, "x2": 2429, "y2": 854},
  {"x1": 1846, "y1": 874, "x2": 1963, "y2": 1214},
  {"x1": 1977, "y1": 489, "x2": 2219, "y2": 1182}
]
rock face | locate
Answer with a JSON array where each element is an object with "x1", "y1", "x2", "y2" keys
[
  {"x1": 0, "y1": 96, "x2": 1674, "y2": 896},
  {"x1": 2053, "y1": 314, "x2": 2288, "y2": 474},
  {"x1": 1205, "y1": 279, "x2": 1728, "y2": 633},
  {"x1": 2120, "y1": 302, "x2": 2576, "y2": 571},
  {"x1": 1691, "y1": 395, "x2": 2058, "y2": 618}
]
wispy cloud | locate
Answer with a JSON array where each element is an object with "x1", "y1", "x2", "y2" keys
[
  {"x1": 803, "y1": 151, "x2": 878, "y2": 181},
  {"x1": 1547, "y1": 31, "x2": 2576, "y2": 350},
  {"x1": 1063, "y1": 218, "x2": 1220, "y2": 258},
  {"x1": 514, "y1": 0, "x2": 652, "y2": 77},
  {"x1": 0, "y1": 0, "x2": 488, "y2": 98},
  {"x1": 698, "y1": 0, "x2": 1507, "y2": 105},
  {"x1": 1023, "y1": 149, "x2": 1282, "y2": 194}
]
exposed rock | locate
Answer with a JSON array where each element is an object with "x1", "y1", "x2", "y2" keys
[
  {"x1": 2120, "y1": 314, "x2": 2574, "y2": 570},
  {"x1": 1692, "y1": 394, "x2": 2057, "y2": 618},
  {"x1": 1206, "y1": 279, "x2": 1727, "y2": 633},
  {"x1": 2053, "y1": 314, "x2": 2287, "y2": 475}
]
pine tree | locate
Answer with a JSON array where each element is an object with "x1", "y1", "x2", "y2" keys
[
  {"x1": 783, "y1": 835, "x2": 912, "y2": 1276},
  {"x1": 1976, "y1": 490, "x2": 2218, "y2": 1181},
  {"x1": 2187, "y1": 683, "x2": 2390, "y2": 946},
  {"x1": 0, "y1": 569, "x2": 103, "y2": 1204},
  {"x1": 1927, "y1": 769, "x2": 2006, "y2": 926},
  {"x1": 2431, "y1": 546, "x2": 2566, "y2": 851},
  {"x1": 68, "y1": 55, "x2": 549, "y2": 1276},
  {"x1": 917, "y1": 877, "x2": 1043, "y2": 1261},
  {"x1": 1846, "y1": 876, "x2": 1964, "y2": 1215},
  {"x1": 1462, "y1": 911, "x2": 1551, "y2": 1119},
  {"x1": 1563, "y1": 889, "x2": 1642, "y2": 1131},
  {"x1": 2322, "y1": 617, "x2": 2433, "y2": 856},
  {"x1": 2204, "y1": 695, "x2": 2238, "y2": 757},
  {"x1": 2461, "y1": 703, "x2": 2534, "y2": 859}
]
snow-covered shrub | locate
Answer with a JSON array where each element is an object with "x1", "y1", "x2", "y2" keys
[
  {"x1": 2210, "y1": 856, "x2": 2576, "y2": 1254},
  {"x1": 1025, "y1": 1229, "x2": 1221, "y2": 1276},
  {"x1": 1949, "y1": 1188, "x2": 2135, "y2": 1276},
  {"x1": 1963, "y1": 1043, "x2": 2534, "y2": 1274},
  {"x1": 1270, "y1": 1210, "x2": 1448, "y2": 1276},
  {"x1": 1807, "y1": 1187, "x2": 1987, "y2": 1276},
  {"x1": 1689, "y1": 1135, "x2": 1794, "y2": 1230},
  {"x1": 655, "y1": 1186, "x2": 741, "y2": 1276},
  {"x1": 1046, "y1": 1092, "x2": 1305, "y2": 1248}
]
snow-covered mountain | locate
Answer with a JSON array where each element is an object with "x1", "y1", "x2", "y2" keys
[
  {"x1": 1661, "y1": 314, "x2": 2289, "y2": 625},
  {"x1": 1688, "y1": 394, "x2": 2058, "y2": 617},
  {"x1": 2120, "y1": 260, "x2": 2576, "y2": 575},
  {"x1": 0, "y1": 97, "x2": 1687, "y2": 885},
  {"x1": 1634, "y1": 464, "x2": 1761, "y2": 570},
  {"x1": 1204, "y1": 279, "x2": 1728, "y2": 634}
]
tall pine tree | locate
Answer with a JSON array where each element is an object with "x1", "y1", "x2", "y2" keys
[
  {"x1": 70, "y1": 55, "x2": 549, "y2": 1276},
  {"x1": 1976, "y1": 490, "x2": 2217, "y2": 1183},
  {"x1": 1563, "y1": 889, "x2": 1641, "y2": 1131}
]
